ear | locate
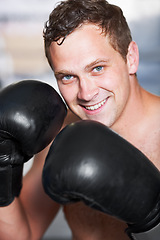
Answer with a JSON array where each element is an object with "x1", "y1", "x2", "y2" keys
[{"x1": 127, "y1": 41, "x2": 139, "y2": 74}]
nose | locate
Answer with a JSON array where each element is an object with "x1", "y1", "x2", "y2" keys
[{"x1": 77, "y1": 77, "x2": 99, "y2": 101}]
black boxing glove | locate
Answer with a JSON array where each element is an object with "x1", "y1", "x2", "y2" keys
[
  {"x1": 0, "y1": 80, "x2": 67, "y2": 206},
  {"x1": 42, "y1": 120, "x2": 160, "y2": 240}
]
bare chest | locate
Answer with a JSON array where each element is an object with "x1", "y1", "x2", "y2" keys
[
  {"x1": 63, "y1": 202, "x2": 130, "y2": 240},
  {"x1": 130, "y1": 127, "x2": 160, "y2": 170}
]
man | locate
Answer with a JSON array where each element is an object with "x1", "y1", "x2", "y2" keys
[{"x1": 0, "y1": 0, "x2": 159, "y2": 239}]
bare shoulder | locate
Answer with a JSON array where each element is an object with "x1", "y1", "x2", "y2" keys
[
  {"x1": 150, "y1": 93, "x2": 160, "y2": 114},
  {"x1": 148, "y1": 93, "x2": 160, "y2": 133},
  {"x1": 140, "y1": 92, "x2": 160, "y2": 168}
]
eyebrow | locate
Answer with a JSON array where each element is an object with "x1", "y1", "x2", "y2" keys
[
  {"x1": 54, "y1": 70, "x2": 76, "y2": 78},
  {"x1": 84, "y1": 59, "x2": 109, "y2": 71},
  {"x1": 54, "y1": 59, "x2": 109, "y2": 77}
]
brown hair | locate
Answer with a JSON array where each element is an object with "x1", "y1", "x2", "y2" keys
[{"x1": 43, "y1": 0, "x2": 132, "y2": 69}]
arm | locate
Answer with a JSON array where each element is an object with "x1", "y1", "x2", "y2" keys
[
  {"x1": 17, "y1": 111, "x2": 80, "y2": 239},
  {"x1": 0, "y1": 146, "x2": 61, "y2": 240},
  {"x1": 22, "y1": 146, "x2": 61, "y2": 239},
  {"x1": 0, "y1": 80, "x2": 67, "y2": 240}
]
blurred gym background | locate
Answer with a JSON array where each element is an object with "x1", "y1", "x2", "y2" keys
[{"x1": 0, "y1": 0, "x2": 160, "y2": 239}]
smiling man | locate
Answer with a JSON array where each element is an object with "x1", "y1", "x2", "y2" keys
[
  {"x1": 44, "y1": 0, "x2": 160, "y2": 164},
  {"x1": 0, "y1": 1, "x2": 160, "y2": 240},
  {"x1": 42, "y1": 1, "x2": 160, "y2": 239},
  {"x1": 50, "y1": 23, "x2": 136, "y2": 128}
]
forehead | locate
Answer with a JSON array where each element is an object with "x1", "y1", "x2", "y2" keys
[{"x1": 49, "y1": 24, "x2": 115, "y2": 71}]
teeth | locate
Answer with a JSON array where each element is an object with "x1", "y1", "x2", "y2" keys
[{"x1": 85, "y1": 99, "x2": 107, "y2": 111}]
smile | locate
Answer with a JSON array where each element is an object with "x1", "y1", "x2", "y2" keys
[{"x1": 84, "y1": 98, "x2": 107, "y2": 111}]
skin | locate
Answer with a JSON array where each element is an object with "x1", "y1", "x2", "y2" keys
[
  {"x1": 0, "y1": 23, "x2": 159, "y2": 240},
  {"x1": 52, "y1": 24, "x2": 133, "y2": 128}
]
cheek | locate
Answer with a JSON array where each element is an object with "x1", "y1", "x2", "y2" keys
[
  {"x1": 99, "y1": 63, "x2": 127, "y2": 91},
  {"x1": 114, "y1": 76, "x2": 130, "y2": 104},
  {"x1": 58, "y1": 83, "x2": 76, "y2": 106},
  {"x1": 102, "y1": 66, "x2": 130, "y2": 106},
  {"x1": 107, "y1": 65, "x2": 130, "y2": 92},
  {"x1": 114, "y1": 79, "x2": 131, "y2": 116},
  {"x1": 100, "y1": 72, "x2": 122, "y2": 92}
]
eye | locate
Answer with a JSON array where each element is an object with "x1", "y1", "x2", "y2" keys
[
  {"x1": 93, "y1": 66, "x2": 103, "y2": 73},
  {"x1": 62, "y1": 75, "x2": 74, "y2": 81},
  {"x1": 60, "y1": 74, "x2": 76, "y2": 84}
]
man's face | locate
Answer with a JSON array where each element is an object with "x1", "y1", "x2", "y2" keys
[{"x1": 50, "y1": 24, "x2": 132, "y2": 127}]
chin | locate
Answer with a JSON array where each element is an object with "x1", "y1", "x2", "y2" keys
[{"x1": 83, "y1": 116, "x2": 113, "y2": 128}]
